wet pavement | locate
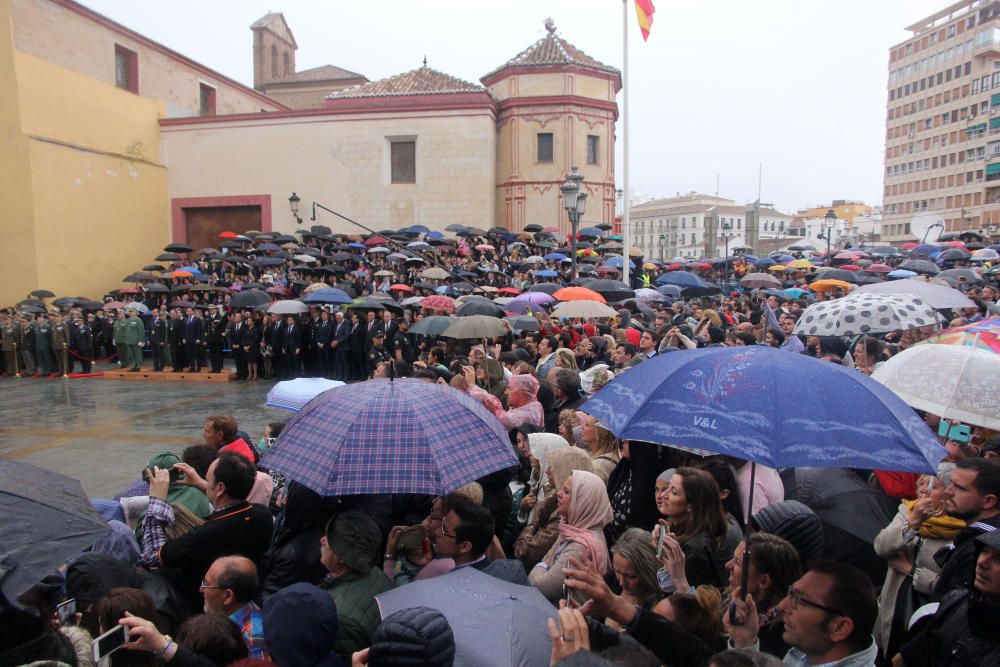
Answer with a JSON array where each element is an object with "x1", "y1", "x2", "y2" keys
[{"x1": 0, "y1": 362, "x2": 289, "y2": 499}]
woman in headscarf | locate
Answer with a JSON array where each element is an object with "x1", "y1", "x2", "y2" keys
[
  {"x1": 515, "y1": 447, "x2": 593, "y2": 570},
  {"x1": 528, "y1": 470, "x2": 613, "y2": 603},
  {"x1": 475, "y1": 356, "x2": 508, "y2": 408},
  {"x1": 516, "y1": 433, "x2": 569, "y2": 525},
  {"x1": 466, "y1": 368, "x2": 544, "y2": 430},
  {"x1": 578, "y1": 412, "x2": 620, "y2": 484}
]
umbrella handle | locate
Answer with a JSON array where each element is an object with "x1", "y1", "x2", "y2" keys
[{"x1": 730, "y1": 461, "x2": 756, "y2": 625}]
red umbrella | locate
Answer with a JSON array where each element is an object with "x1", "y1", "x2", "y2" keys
[
  {"x1": 218, "y1": 230, "x2": 237, "y2": 239},
  {"x1": 541, "y1": 226, "x2": 558, "y2": 233},
  {"x1": 365, "y1": 236, "x2": 390, "y2": 247},
  {"x1": 103, "y1": 300, "x2": 126, "y2": 309},
  {"x1": 900, "y1": 242, "x2": 918, "y2": 250},
  {"x1": 422, "y1": 295, "x2": 455, "y2": 313},
  {"x1": 696, "y1": 262, "x2": 712, "y2": 270},
  {"x1": 265, "y1": 286, "x2": 288, "y2": 295},
  {"x1": 390, "y1": 284, "x2": 414, "y2": 293},
  {"x1": 942, "y1": 240, "x2": 965, "y2": 247},
  {"x1": 840, "y1": 264, "x2": 862, "y2": 271},
  {"x1": 497, "y1": 287, "x2": 521, "y2": 296},
  {"x1": 667, "y1": 263, "x2": 682, "y2": 271},
  {"x1": 119, "y1": 287, "x2": 140, "y2": 294},
  {"x1": 866, "y1": 264, "x2": 893, "y2": 273}
]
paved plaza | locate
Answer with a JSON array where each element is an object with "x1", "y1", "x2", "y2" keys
[{"x1": 0, "y1": 364, "x2": 285, "y2": 498}]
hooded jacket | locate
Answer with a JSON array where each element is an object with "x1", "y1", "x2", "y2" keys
[{"x1": 263, "y1": 583, "x2": 344, "y2": 667}]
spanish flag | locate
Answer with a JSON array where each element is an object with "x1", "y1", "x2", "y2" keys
[{"x1": 634, "y1": 0, "x2": 655, "y2": 41}]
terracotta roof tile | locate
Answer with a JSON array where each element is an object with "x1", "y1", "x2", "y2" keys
[
  {"x1": 482, "y1": 30, "x2": 620, "y2": 81},
  {"x1": 325, "y1": 65, "x2": 485, "y2": 99}
]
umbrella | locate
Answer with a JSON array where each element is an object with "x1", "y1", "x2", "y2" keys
[
  {"x1": 938, "y1": 267, "x2": 983, "y2": 283},
  {"x1": 421, "y1": 267, "x2": 451, "y2": 280},
  {"x1": 260, "y1": 379, "x2": 517, "y2": 496},
  {"x1": 28, "y1": 289, "x2": 55, "y2": 298},
  {"x1": 543, "y1": 252, "x2": 567, "y2": 261},
  {"x1": 578, "y1": 226, "x2": 604, "y2": 237},
  {"x1": 634, "y1": 287, "x2": 666, "y2": 301},
  {"x1": 456, "y1": 300, "x2": 505, "y2": 317},
  {"x1": 266, "y1": 378, "x2": 345, "y2": 411},
  {"x1": 873, "y1": 344, "x2": 1000, "y2": 430},
  {"x1": 389, "y1": 283, "x2": 414, "y2": 293},
  {"x1": 527, "y1": 283, "x2": 562, "y2": 295},
  {"x1": 582, "y1": 279, "x2": 634, "y2": 302},
  {"x1": 899, "y1": 259, "x2": 940, "y2": 275},
  {"x1": 740, "y1": 273, "x2": 782, "y2": 289},
  {"x1": 783, "y1": 288, "x2": 811, "y2": 299},
  {"x1": 936, "y1": 248, "x2": 971, "y2": 262},
  {"x1": 218, "y1": 230, "x2": 237, "y2": 239},
  {"x1": 510, "y1": 292, "x2": 554, "y2": 306},
  {"x1": 533, "y1": 270, "x2": 559, "y2": 278},
  {"x1": 300, "y1": 288, "x2": 353, "y2": 305},
  {"x1": 919, "y1": 316, "x2": 1000, "y2": 354},
  {"x1": 581, "y1": 345, "x2": 944, "y2": 472},
  {"x1": 504, "y1": 315, "x2": 540, "y2": 332},
  {"x1": 408, "y1": 316, "x2": 455, "y2": 337},
  {"x1": 102, "y1": 300, "x2": 126, "y2": 310},
  {"x1": 656, "y1": 284, "x2": 681, "y2": 298},
  {"x1": 972, "y1": 248, "x2": 1000, "y2": 260},
  {"x1": 230, "y1": 289, "x2": 272, "y2": 309},
  {"x1": 253, "y1": 257, "x2": 286, "y2": 267},
  {"x1": 441, "y1": 315, "x2": 508, "y2": 339},
  {"x1": 164, "y1": 243, "x2": 193, "y2": 253},
  {"x1": 268, "y1": 300, "x2": 309, "y2": 315},
  {"x1": 782, "y1": 467, "x2": 899, "y2": 586},
  {"x1": 401, "y1": 296, "x2": 425, "y2": 306},
  {"x1": 808, "y1": 279, "x2": 853, "y2": 293},
  {"x1": 793, "y1": 293, "x2": 938, "y2": 337},
  {"x1": 376, "y1": 568, "x2": 555, "y2": 667},
  {"x1": 654, "y1": 270, "x2": 711, "y2": 289},
  {"x1": 143, "y1": 264, "x2": 167, "y2": 272},
  {"x1": 552, "y1": 286, "x2": 606, "y2": 303},
  {"x1": 550, "y1": 300, "x2": 618, "y2": 319},
  {"x1": 854, "y1": 278, "x2": 975, "y2": 310},
  {"x1": 523, "y1": 224, "x2": 543, "y2": 232},
  {"x1": 0, "y1": 459, "x2": 110, "y2": 604},
  {"x1": 155, "y1": 252, "x2": 181, "y2": 261},
  {"x1": 421, "y1": 295, "x2": 456, "y2": 313}
]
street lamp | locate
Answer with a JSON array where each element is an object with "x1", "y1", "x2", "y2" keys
[
  {"x1": 560, "y1": 167, "x2": 587, "y2": 279},
  {"x1": 659, "y1": 234, "x2": 666, "y2": 262},
  {"x1": 819, "y1": 208, "x2": 836, "y2": 258},
  {"x1": 721, "y1": 220, "x2": 733, "y2": 282},
  {"x1": 288, "y1": 192, "x2": 302, "y2": 225}
]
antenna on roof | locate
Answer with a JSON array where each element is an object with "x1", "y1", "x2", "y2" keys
[
  {"x1": 544, "y1": 17, "x2": 556, "y2": 34},
  {"x1": 422, "y1": 55, "x2": 427, "y2": 67}
]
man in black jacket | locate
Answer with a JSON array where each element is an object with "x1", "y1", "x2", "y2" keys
[
  {"x1": 228, "y1": 313, "x2": 247, "y2": 380},
  {"x1": 332, "y1": 311, "x2": 351, "y2": 381},
  {"x1": 148, "y1": 308, "x2": 168, "y2": 371},
  {"x1": 204, "y1": 304, "x2": 228, "y2": 373},
  {"x1": 182, "y1": 307, "x2": 204, "y2": 372},
  {"x1": 141, "y1": 453, "x2": 272, "y2": 611},
  {"x1": 281, "y1": 315, "x2": 302, "y2": 379},
  {"x1": 933, "y1": 457, "x2": 1000, "y2": 600},
  {"x1": 314, "y1": 309, "x2": 335, "y2": 379},
  {"x1": 168, "y1": 308, "x2": 185, "y2": 372}
]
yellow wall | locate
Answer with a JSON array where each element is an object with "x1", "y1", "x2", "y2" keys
[
  {"x1": 797, "y1": 203, "x2": 873, "y2": 226},
  {"x1": 0, "y1": 46, "x2": 168, "y2": 305}
]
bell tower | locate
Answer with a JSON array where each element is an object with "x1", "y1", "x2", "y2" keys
[{"x1": 250, "y1": 13, "x2": 297, "y2": 90}]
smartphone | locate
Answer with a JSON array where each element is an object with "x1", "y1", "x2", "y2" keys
[
  {"x1": 563, "y1": 583, "x2": 573, "y2": 607},
  {"x1": 938, "y1": 420, "x2": 971, "y2": 444},
  {"x1": 92, "y1": 624, "x2": 129, "y2": 662},
  {"x1": 56, "y1": 598, "x2": 76, "y2": 626},
  {"x1": 656, "y1": 526, "x2": 666, "y2": 559}
]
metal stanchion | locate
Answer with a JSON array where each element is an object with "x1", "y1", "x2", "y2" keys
[
  {"x1": 13, "y1": 340, "x2": 21, "y2": 378},
  {"x1": 62, "y1": 346, "x2": 69, "y2": 378}
]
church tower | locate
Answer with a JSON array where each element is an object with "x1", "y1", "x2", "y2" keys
[
  {"x1": 251, "y1": 13, "x2": 297, "y2": 90},
  {"x1": 481, "y1": 20, "x2": 621, "y2": 234}
]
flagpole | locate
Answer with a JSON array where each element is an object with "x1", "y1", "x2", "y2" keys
[{"x1": 621, "y1": 0, "x2": 631, "y2": 286}]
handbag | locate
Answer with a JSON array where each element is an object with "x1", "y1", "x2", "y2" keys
[{"x1": 888, "y1": 572, "x2": 930, "y2": 659}]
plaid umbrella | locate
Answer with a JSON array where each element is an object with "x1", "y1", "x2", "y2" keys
[{"x1": 260, "y1": 379, "x2": 518, "y2": 496}]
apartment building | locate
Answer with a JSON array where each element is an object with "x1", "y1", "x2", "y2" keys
[{"x1": 882, "y1": 0, "x2": 1000, "y2": 244}]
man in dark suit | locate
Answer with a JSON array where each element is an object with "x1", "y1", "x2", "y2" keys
[
  {"x1": 364, "y1": 309, "x2": 383, "y2": 354},
  {"x1": 204, "y1": 304, "x2": 228, "y2": 373},
  {"x1": 349, "y1": 310, "x2": 367, "y2": 382},
  {"x1": 313, "y1": 309, "x2": 335, "y2": 379},
  {"x1": 148, "y1": 308, "x2": 168, "y2": 371},
  {"x1": 169, "y1": 308, "x2": 185, "y2": 372},
  {"x1": 333, "y1": 310, "x2": 351, "y2": 381},
  {"x1": 281, "y1": 315, "x2": 302, "y2": 379},
  {"x1": 431, "y1": 497, "x2": 528, "y2": 585},
  {"x1": 182, "y1": 307, "x2": 204, "y2": 372},
  {"x1": 228, "y1": 312, "x2": 247, "y2": 379}
]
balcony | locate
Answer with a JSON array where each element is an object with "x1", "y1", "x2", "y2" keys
[{"x1": 975, "y1": 27, "x2": 1000, "y2": 57}]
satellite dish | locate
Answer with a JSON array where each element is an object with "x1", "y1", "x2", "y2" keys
[{"x1": 909, "y1": 212, "x2": 942, "y2": 243}]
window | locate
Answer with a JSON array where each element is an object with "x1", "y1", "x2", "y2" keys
[
  {"x1": 390, "y1": 140, "x2": 416, "y2": 183},
  {"x1": 199, "y1": 83, "x2": 216, "y2": 116},
  {"x1": 271, "y1": 45, "x2": 278, "y2": 78},
  {"x1": 283, "y1": 52, "x2": 290, "y2": 77},
  {"x1": 586, "y1": 135, "x2": 599, "y2": 165},
  {"x1": 114, "y1": 45, "x2": 137, "y2": 93},
  {"x1": 537, "y1": 133, "x2": 553, "y2": 162}
]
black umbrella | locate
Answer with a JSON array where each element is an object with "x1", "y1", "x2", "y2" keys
[
  {"x1": 582, "y1": 279, "x2": 634, "y2": 303},
  {"x1": 523, "y1": 224, "x2": 543, "y2": 233},
  {"x1": 488, "y1": 226, "x2": 508, "y2": 236},
  {"x1": 164, "y1": 243, "x2": 193, "y2": 253},
  {"x1": 504, "y1": 315, "x2": 540, "y2": 332},
  {"x1": 782, "y1": 467, "x2": 897, "y2": 586},
  {"x1": 171, "y1": 300, "x2": 195, "y2": 309},
  {"x1": 255, "y1": 243, "x2": 281, "y2": 252},
  {"x1": 77, "y1": 300, "x2": 105, "y2": 310},
  {"x1": 310, "y1": 225, "x2": 333, "y2": 236},
  {"x1": 155, "y1": 252, "x2": 182, "y2": 262},
  {"x1": 329, "y1": 252, "x2": 354, "y2": 262},
  {"x1": 219, "y1": 241, "x2": 242, "y2": 249},
  {"x1": 145, "y1": 283, "x2": 169, "y2": 293},
  {"x1": 527, "y1": 282, "x2": 562, "y2": 295},
  {"x1": 29, "y1": 289, "x2": 55, "y2": 298},
  {"x1": 52, "y1": 297, "x2": 83, "y2": 307},
  {"x1": 817, "y1": 269, "x2": 859, "y2": 283},
  {"x1": 936, "y1": 248, "x2": 971, "y2": 262},
  {"x1": 899, "y1": 259, "x2": 940, "y2": 276},
  {"x1": 252, "y1": 257, "x2": 286, "y2": 267},
  {"x1": 123, "y1": 272, "x2": 154, "y2": 282},
  {"x1": 17, "y1": 298, "x2": 46, "y2": 309},
  {"x1": 229, "y1": 289, "x2": 272, "y2": 309},
  {"x1": 445, "y1": 224, "x2": 467, "y2": 232},
  {"x1": 456, "y1": 300, "x2": 505, "y2": 317},
  {"x1": 0, "y1": 459, "x2": 109, "y2": 604},
  {"x1": 274, "y1": 234, "x2": 297, "y2": 243},
  {"x1": 350, "y1": 297, "x2": 403, "y2": 316},
  {"x1": 143, "y1": 264, "x2": 166, "y2": 272}
]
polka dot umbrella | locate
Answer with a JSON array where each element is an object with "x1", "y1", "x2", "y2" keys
[{"x1": 793, "y1": 293, "x2": 940, "y2": 337}]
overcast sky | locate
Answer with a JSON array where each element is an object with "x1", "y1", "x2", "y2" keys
[{"x1": 84, "y1": 0, "x2": 947, "y2": 214}]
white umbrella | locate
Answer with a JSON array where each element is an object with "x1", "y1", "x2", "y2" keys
[
  {"x1": 794, "y1": 293, "x2": 939, "y2": 337},
  {"x1": 268, "y1": 299, "x2": 309, "y2": 315},
  {"x1": 266, "y1": 377, "x2": 344, "y2": 411},
  {"x1": 550, "y1": 300, "x2": 618, "y2": 319},
  {"x1": 854, "y1": 278, "x2": 975, "y2": 310},
  {"x1": 740, "y1": 272, "x2": 783, "y2": 289},
  {"x1": 524, "y1": 256, "x2": 545, "y2": 264},
  {"x1": 421, "y1": 267, "x2": 450, "y2": 280},
  {"x1": 293, "y1": 254, "x2": 317, "y2": 263},
  {"x1": 872, "y1": 344, "x2": 1000, "y2": 430},
  {"x1": 401, "y1": 296, "x2": 425, "y2": 306}
]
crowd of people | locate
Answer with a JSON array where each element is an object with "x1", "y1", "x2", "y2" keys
[{"x1": 3, "y1": 223, "x2": 1000, "y2": 667}]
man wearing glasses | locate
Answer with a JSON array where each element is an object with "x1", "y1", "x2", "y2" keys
[{"x1": 726, "y1": 561, "x2": 878, "y2": 666}]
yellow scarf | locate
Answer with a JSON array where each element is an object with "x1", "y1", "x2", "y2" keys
[{"x1": 903, "y1": 499, "x2": 965, "y2": 540}]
